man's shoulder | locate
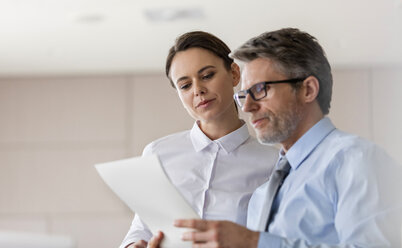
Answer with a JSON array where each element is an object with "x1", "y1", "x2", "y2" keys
[
  {"x1": 324, "y1": 129, "x2": 374, "y2": 151},
  {"x1": 320, "y1": 128, "x2": 397, "y2": 169}
]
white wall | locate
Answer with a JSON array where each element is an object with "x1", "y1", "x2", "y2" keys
[
  {"x1": 0, "y1": 67, "x2": 400, "y2": 248},
  {"x1": 329, "y1": 67, "x2": 402, "y2": 163},
  {"x1": 0, "y1": 75, "x2": 193, "y2": 248}
]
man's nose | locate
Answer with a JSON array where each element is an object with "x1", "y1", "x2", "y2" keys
[{"x1": 242, "y1": 94, "x2": 258, "y2": 112}]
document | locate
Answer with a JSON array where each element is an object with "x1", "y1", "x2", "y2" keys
[{"x1": 95, "y1": 155, "x2": 199, "y2": 248}]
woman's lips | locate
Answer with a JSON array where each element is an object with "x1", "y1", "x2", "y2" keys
[{"x1": 196, "y1": 99, "x2": 215, "y2": 108}]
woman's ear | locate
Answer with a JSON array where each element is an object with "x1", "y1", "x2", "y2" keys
[
  {"x1": 302, "y1": 76, "x2": 320, "y2": 103},
  {"x1": 231, "y1": 63, "x2": 241, "y2": 87}
]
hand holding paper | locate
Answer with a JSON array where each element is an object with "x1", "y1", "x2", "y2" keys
[{"x1": 95, "y1": 155, "x2": 199, "y2": 248}]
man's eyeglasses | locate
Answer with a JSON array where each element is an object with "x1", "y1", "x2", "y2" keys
[{"x1": 233, "y1": 77, "x2": 307, "y2": 108}]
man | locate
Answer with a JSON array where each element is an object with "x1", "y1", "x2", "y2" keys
[{"x1": 149, "y1": 28, "x2": 402, "y2": 247}]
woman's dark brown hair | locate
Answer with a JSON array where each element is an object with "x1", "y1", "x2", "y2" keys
[{"x1": 165, "y1": 31, "x2": 233, "y2": 88}]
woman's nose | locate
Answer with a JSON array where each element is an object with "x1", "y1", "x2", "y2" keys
[{"x1": 194, "y1": 81, "x2": 207, "y2": 96}]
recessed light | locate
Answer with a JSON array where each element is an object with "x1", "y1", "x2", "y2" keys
[
  {"x1": 75, "y1": 13, "x2": 105, "y2": 24},
  {"x1": 144, "y1": 7, "x2": 205, "y2": 22}
]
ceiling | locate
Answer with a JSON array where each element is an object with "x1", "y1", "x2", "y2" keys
[{"x1": 1, "y1": 0, "x2": 401, "y2": 77}]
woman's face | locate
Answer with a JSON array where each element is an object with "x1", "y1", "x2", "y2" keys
[{"x1": 169, "y1": 47, "x2": 240, "y2": 123}]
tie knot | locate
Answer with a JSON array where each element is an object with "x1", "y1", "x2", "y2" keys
[{"x1": 277, "y1": 157, "x2": 291, "y2": 173}]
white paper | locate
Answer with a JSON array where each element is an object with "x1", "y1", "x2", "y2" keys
[{"x1": 95, "y1": 155, "x2": 199, "y2": 248}]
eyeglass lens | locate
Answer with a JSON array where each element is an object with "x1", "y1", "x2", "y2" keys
[{"x1": 235, "y1": 82, "x2": 267, "y2": 107}]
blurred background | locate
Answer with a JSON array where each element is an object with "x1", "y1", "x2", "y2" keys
[{"x1": 0, "y1": 0, "x2": 401, "y2": 247}]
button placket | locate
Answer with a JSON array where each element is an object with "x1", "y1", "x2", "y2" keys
[{"x1": 200, "y1": 143, "x2": 220, "y2": 219}]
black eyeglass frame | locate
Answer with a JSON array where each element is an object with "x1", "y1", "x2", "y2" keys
[{"x1": 233, "y1": 77, "x2": 307, "y2": 107}]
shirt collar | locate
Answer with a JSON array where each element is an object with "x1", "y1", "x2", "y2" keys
[
  {"x1": 284, "y1": 117, "x2": 336, "y2": 170},
  {"x1": 190, "y1": 120, "x2": 250, "y2": 154}
]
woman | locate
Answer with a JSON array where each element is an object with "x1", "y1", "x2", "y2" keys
[{"x1": 120, "y1": 31, "x2": 278, "y2": 248}]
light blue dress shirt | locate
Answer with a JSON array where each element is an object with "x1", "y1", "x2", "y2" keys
[{"x1": 247, "y1": 117, "x2": 402, "y2": 247}]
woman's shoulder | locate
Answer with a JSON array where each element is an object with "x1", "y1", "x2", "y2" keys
[{"x1": 143, "y1": 129, "x2": 192, "y2": 155}]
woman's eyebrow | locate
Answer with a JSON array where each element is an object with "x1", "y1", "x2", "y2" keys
[
  {"x1": 176, "y1": 75, "x2": 189, "y2": 85},
  {"x1": 198, "y1": 65, "x2": 215, "y2": 74},
  {"x1": 175, "y1": 65, "x2": 216, "y2": 84}
]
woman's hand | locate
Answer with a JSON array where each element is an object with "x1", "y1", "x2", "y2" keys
[
  {"x1": 147, "y1": 231, "x2": 164, "y2": 248},
  {"x1": 126, "y1": 239, "x2": 147, "y2": 248}
]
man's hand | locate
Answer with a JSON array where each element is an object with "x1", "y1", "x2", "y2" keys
[{"x1": 174, "y1": 219, "x2": 260, "y2": 248}]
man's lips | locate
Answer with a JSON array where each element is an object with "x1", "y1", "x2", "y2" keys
[
  {"x1": 251, "y1": 117, "x2": 269, "y2": 127},
  {"x1": 196, "y1": 99, "x2": 215, "y2": 108}
]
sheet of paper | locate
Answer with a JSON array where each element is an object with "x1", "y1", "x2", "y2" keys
[{"x1": 95, "y1": 155, "x2": 199, "y2": 248}]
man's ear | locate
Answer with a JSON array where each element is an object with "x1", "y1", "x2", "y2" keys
[
  {"x1": 302, "y1": 76, "x2": 320, "y2": 103},
  {"x1": 231, "y1": 63, "x2": 241, "y2": 87}
]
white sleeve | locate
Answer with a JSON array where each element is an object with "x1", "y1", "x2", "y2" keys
[
  {"x1": 119, "y1": 214, "x2": 153, "y2": 248},
  {"x1": 142, "y1": 142, "x2": 154, "y2": 156}
]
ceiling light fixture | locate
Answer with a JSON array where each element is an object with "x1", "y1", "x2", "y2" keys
[
  {"x1": 74, "y1": 13, "x2": 105, "y2": 24},
  {"x1": 144, "y1": 7, "x2": 205, "y2": 22}
]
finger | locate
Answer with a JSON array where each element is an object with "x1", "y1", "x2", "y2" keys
[
  {"x1": 147, "y1": 231, "x2": 164, "y2": 248},
  {"x1": 182, "y1": 229, "x2": 217, "y2": 242},
  {"x1": 155, "y1": 231, "x2": 164, "y2": 241},
  {"x1": 193, "y1": 241, "x2": 219, "y2": 248},
  {"x1": 131, "y1": 240, "x2": 147, "y2": 248},
  {"x1": 174, "y1": 219, "x2": 208, "y2": 230}
]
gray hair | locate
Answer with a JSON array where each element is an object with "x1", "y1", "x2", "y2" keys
[{"x1": 231, "y1": 28, "x2": 332, "y2": 115}]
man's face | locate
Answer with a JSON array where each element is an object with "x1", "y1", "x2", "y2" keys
[{"x1": 240, "y1": 58, "x2": 303, "y2": 145}]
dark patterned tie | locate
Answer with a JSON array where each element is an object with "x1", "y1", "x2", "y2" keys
[{"x1": 257, "y1": 156, "x2": 291, "y2": 231}]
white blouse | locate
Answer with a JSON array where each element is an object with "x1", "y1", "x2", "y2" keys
[{"x1": 120, "y1": 121, "x2": 278, "y2": 248}]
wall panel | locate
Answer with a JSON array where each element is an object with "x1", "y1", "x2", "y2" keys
[
  {"x1": 129, "y1": 74, "x2": 193, "y2": 156},
  {"x1": 0, "y1": 77, "x2": 127, "y2": 143},
  {"x1": 329, "y1": 69, "x2": 372, "y2": 140},
  {"x1": 372, "y1": 67, "x2": 402, "y2": 164}
]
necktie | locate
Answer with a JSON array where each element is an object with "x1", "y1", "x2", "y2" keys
[{"x1": 257, "y1": 156, "x2": 291, "y2": 231}]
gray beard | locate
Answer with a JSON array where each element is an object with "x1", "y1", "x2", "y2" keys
[{"x1": 256, "y1": 106, "x2": 303, "y2": 145}]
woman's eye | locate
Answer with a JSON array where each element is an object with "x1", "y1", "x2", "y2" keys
[
  {"x1": 180, "y1": 83, "x2": 191, "y2": 90},
  {"x1": 202, "y1": 72, "x2": 215, "y2": 80}
]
